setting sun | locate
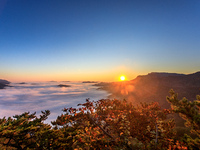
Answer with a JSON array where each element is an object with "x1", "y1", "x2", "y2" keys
[{"x1": 120, "y1": 75, "x2": 126, "y2": 81}]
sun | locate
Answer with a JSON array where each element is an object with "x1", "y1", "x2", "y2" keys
[{"x1": 120, "y1": 75, "x2": 126, "y2": 81}]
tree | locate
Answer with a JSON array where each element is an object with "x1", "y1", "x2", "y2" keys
[
  {"x1": 0, "y1": 110, "x2": 61, "y2": 149},
  {"x1": 52, "y1": 99, "x2": 176, "y2": 149},
  {"x1": 0, "y1": 98, "x2": 181, "y2": 149},
  {"x1": 167, "y1": 89, "x2": 200, "y2": 149}
]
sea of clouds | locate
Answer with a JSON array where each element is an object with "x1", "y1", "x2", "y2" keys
[{"x1": 0, "y1": 81, "x2": 109, "y2": 124}]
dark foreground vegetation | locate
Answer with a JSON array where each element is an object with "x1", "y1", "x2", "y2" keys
[{"x1": 0, "y1": 90, "x2": 200, "y2": 149}]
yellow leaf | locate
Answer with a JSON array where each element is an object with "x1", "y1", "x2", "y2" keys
[{"x1": 85, "y1": 127, "x2": 88, "y2": 132}]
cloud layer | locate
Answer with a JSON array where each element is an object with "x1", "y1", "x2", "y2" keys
[{"x1": 0, "y1": 82, "x2": 109, "y2": 123}]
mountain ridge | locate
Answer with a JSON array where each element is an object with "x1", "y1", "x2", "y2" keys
[{"x1": 96, "y1": 71, "x2": 200, "y2": 109}]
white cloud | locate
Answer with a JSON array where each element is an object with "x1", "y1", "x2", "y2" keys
[{"x1": 0, "y1": 82, "x2": 108, "y2": 124}]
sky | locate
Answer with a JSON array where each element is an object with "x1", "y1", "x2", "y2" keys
[{"x1": 0, "y1": 0, "x2": 200, "y2": 82}]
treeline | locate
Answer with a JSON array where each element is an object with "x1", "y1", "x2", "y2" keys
[{"x1": 0, "y1": 90, "x2": 199, "y2": 149}]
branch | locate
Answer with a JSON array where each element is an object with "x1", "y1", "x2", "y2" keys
[{"x1": 87, "y1": 113, "x2": 115, "y2": 141}]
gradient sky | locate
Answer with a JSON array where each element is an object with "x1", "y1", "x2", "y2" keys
[{"x1": 0, "y1": 0, "x2": 200, "y2": 82}]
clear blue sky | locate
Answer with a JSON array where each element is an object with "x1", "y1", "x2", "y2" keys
[{"x1": 0, "y1": 0, "x2": 200, "y2": 82}]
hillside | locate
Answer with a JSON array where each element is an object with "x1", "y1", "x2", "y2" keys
[
  {"x1": 0, "y1": 79, "x2": 10, "y2": 89},
  {"x1": 96, "y1": 71, "x2": 200, "y2": 109}
]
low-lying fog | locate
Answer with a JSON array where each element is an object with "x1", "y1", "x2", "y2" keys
[{"x1": 0, "y1": 81, "x2": 109, "y2": 124}]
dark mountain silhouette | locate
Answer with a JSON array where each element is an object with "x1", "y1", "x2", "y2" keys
[
  {"x1": 58, "y1": 84, "x2": 71, "y2": 87},
  {"x1": 82, "y1": 81, "x2": 98, "y2": 83},
  {"x1": 0, "y1": 79, "x2": 10, "y2": 89},
  {"x1": 96, "y1": 71, "x2": 200, "y2": 109}
]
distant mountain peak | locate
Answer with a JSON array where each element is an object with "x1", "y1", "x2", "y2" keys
[
  {"x1": 0, "y1": 79, "x2": 10, "y2": 89},
  {"x1": 0, "y1": 79, "x2": 10, "y2": 85}
]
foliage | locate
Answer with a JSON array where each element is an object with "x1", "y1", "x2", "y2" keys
[
  {"x1": 0, "y1": 110, "x2": 61, "y2": 150},
  {"x1": 51, "y1": 99, "x2": 175, "y2": 149},
  {"x1": 0, "y1": 96, "x2": 194, "y2": 149},
  {"x1": 167, "y1": 89, "x2": 200, "y2": 149}
]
